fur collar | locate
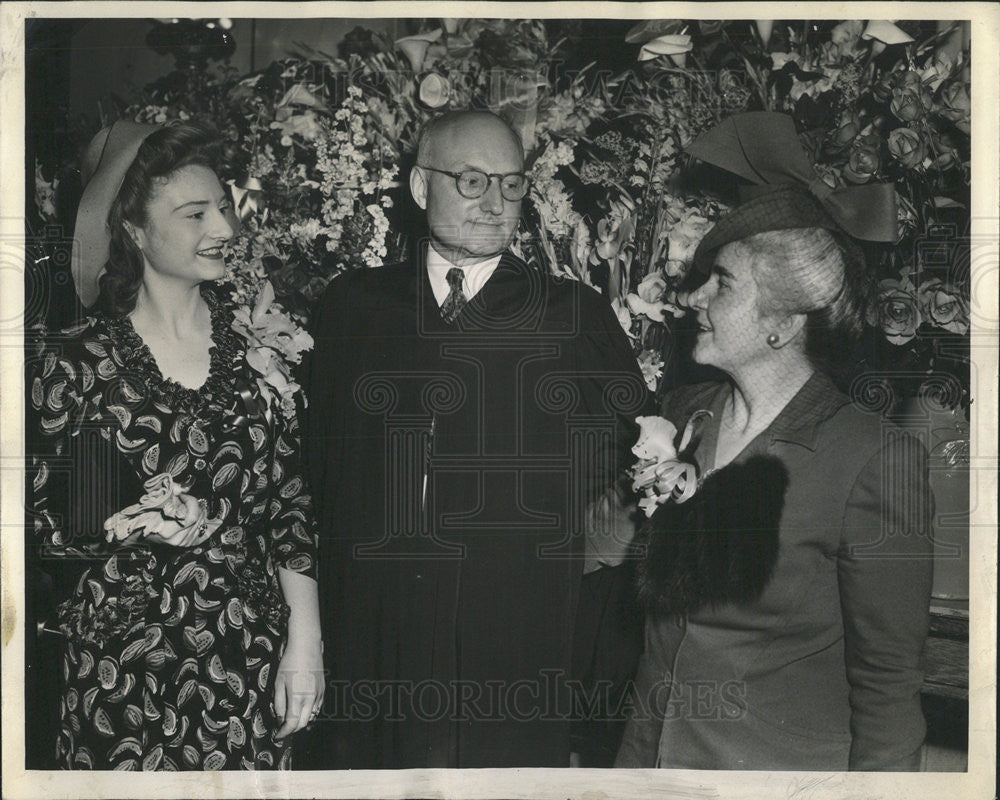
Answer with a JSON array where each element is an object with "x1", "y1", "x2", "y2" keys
[{"x1": 634, "y1": 455, "x2": 788, "y2": 615}]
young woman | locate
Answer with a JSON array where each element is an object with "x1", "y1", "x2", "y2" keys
[{"x1": 28, "y1": 121, "x2": 323, "y2": 770}]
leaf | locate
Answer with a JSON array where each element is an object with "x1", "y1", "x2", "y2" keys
[{"x1": 624, "y1": 18, "x2": 685, "y2": 44}]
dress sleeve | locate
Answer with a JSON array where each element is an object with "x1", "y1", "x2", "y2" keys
[
  {"x1": 269, "y1": 402, "x2": 319, "y2": 580},
  {"x1": 28, "y1": 343, "x2": 96, "y2": 554},
  {"x1": 837, "y1": 431, "x2": 934, "y2": 770}
]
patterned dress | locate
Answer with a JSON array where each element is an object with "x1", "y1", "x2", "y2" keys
[{"x1": 27, "y1": 282, "x2": 318, "y2": 770}]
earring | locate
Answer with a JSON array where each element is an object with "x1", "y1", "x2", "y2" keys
[{"x1": 766, "y1": 333, "x2": 780, "y2": 348}]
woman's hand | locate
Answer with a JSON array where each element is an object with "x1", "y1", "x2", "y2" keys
[
  {"x1": 274, "y1": 568, "x2": 325, "y2": 739},
  {"x1": 273, "y1": 634, "x2": 325, "y2": 740}
]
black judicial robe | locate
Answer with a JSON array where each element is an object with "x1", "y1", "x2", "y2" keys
[{"x1": 299, "y1": 250, "x2": 645, "y2": 768}]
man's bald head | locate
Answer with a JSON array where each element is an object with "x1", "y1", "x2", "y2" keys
[
  {"x1": 416, "y1": 111, "x2": 524, "y2": 168},
  {"x1": 410, "y1": 110, "x2": 526, "y2": 266}
]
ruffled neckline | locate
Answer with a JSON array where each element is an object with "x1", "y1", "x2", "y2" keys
[{"x1": 103, "y1": 282, "x2": 245, "y2": 416}]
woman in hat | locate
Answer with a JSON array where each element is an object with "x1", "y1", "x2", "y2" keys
[
  {"x1": 27, "y1": 121, "x2": 323, "y2": 769},
  {"x1": 614, "y1": 114, "x2": 934, "y2": 771}
]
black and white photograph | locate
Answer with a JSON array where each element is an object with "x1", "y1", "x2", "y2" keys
[{"x1": 2, "y1": 3, "x2": 997, "y2": 798}]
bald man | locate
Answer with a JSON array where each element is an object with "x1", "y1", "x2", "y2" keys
[{"x1": 300, "y1": 111, "x2": 645, "y2": 768}]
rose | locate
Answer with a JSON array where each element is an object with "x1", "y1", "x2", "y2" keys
[
  {"x1": 890, "y1": 85, "x2": 932, "y2": 122},
  {"x1": 870, "y1": 279, "x2": 920, "y2": 344},
  {"x1": 890, "y1": 70, "x2": 923, "y2": 92},
  {"x1": 936, "y1": 79, "x2": 971, "y2": 133},
  {"x1": 887, "y1": 128, "x2": 927, "y2": 169},
  {"x1": 825, "y1": 110, "x2": 860, "y2": 155},
  {"x1": 918, "y1": 279, "x2": 969, "y2": 334},
  {"x1": 842, "y1": 134, "x2": 882, "y2": 184}
]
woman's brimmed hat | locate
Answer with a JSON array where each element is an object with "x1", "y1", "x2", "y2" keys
[
  {"x1": 72, "y1": 121, "x2": 160, "y2": 308},
  {"x1": 686, "y1": 112, "x2": 897, "y2": 273}
]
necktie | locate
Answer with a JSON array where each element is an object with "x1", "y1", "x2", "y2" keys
[{"x1": 440, "y1": 267, "x2": 467, "y2": 323}]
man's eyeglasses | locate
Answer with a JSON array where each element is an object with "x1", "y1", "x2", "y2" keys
[{"x1": 416, "y1": 165, "x2": 530, "y2": 201}]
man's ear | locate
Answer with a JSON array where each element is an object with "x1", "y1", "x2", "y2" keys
[{"x1": 410, "y1": 167, "x2": 428, "y2": 210}]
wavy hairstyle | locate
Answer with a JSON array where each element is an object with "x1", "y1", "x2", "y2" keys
[
  {"x1": 96, "y1": 122, "x2": 223, "y2": 317},
  {"x1": 732, "y1": 227, "x2": 875, "y2": 375}
]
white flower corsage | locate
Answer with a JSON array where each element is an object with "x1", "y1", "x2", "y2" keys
[
  {"x1": 104, "y1": 473, "x2": 222, "y2": 543},
  {"x1": 231, "y1": 280, "x2": 314, "y2": 419},
  {"x1": 630, "y1": 410, "x2": 711, "y2": 517}
]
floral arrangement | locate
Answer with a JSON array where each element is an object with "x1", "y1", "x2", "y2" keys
[
  {"x1": 703, "y1": 18, "x2": 972, "y2": 410},
  {"x1": 33, "y1": 17, "x2": 972, "y2": 411}
]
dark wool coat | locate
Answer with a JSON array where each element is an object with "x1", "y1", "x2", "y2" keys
[
  {"x1": 299, "y1": 250, "x2": 646, "y2": 768},
  {"x1": 615, "y1": 373, "x2": 934, "y2": 771}
]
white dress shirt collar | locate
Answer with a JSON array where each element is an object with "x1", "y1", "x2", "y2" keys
[{"x1": 425, "y1": 246, "x2": 504, "y2": 307}]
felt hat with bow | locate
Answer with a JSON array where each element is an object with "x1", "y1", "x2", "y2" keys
[{"x1": 686, "y1": 112, "x2": 896, "y2": 273}]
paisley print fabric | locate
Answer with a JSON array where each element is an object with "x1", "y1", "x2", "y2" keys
[{"x1": 27, "y1": 282, "x2": 318, "y2": 770}]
